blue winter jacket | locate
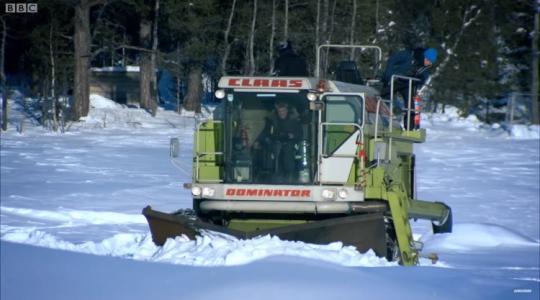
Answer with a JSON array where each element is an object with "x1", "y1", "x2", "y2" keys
[{"x1": 382, "y1": 48, "x2": 430, "y2": 87}]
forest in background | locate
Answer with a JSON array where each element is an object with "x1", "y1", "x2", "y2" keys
[{"x1": 0, "y1": 0, "x2": 538, "y2": 128}]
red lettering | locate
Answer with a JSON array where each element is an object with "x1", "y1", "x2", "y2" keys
[
  {"x1": 228, "y1": 79, "x2": 240, "y2": 86},
  {"x1": 271, "y1": 80, "x2": 287, "y2": 87},
  {"x1": 273, "y1": 190, "x2": 283, "y2": 197},
  {"x1": 241, "y1": 79, "x2": 252, "y2": 87},
  {"x1": 226, "y1": 188, "x2": 312, "y2": 198},
  {"x1": 226, "y1": 78, "x2": 307, "y2": 89},
  {"x1": 289, "y1": 80, "x2": 303, "y2": 88},
  {"x1": 253, "y1": 79, "x2": 269, "y2": 87}
]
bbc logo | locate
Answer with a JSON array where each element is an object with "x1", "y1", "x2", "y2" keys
[{"x1": 5, "y1": 3, "x2": 38, "y2": 13}]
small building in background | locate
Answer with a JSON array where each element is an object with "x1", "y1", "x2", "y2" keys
[{"x1": 90, "y1": 66, "x2": 140, "y2": 105}]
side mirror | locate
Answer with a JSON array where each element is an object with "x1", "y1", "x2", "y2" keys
[{"x1": 170, "y1": 138, "x2": 180, "y2": 158}]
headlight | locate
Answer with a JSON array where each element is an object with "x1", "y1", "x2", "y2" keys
[
  {"x1": 338, "y1": 189, "x2": 349, "y2": 199},
  {"x1": 214, "y1": 89, "x2": 226, "y2": 99},
  {"x1": 306, "y1": 92, "x2": 318, "y2": 101},
  {"x1": 191, "y1": 186, "x2": 202, "y2": 196},
  {"x1": 202, "y1": 187, "x2": 215, "y2": 197},
  {"x1": 321, "y1": 189, "x2": 336, "y2": 200}
]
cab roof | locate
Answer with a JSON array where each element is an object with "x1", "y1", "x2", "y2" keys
[{"x1": 218, "y1": 76, "x2": 380, "y2": 96}]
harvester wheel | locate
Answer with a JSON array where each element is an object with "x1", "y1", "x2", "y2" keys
[
  {"x1": 385, "y1": 220, "x2": 400, "y2": 262},
  {"x1": 432, "y1": 203, "x2": 453, "y2": 234}
]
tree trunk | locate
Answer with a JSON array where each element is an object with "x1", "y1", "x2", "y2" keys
[
  {"x1": 247, "y1": 0, "x2": 258, "y2": 76},
  {"x1": 49, "y1": 22, "x2": 58, "y2": 131},
  {"x1": 176, "y1": 45, "x2": 182, "y2": 113},
  {"x1": 221, "y1": 0, "x2": 237, "y2": 76},
  {"x1": 122, "y1": 32, "x2": 127, "y2": 66},
  {"x1": 283, "y1": 0, "x2": 289, "y2": 41},
  {"x1": 149, "y1": 0, "x2": 160, "y2": 116},
  {"x1": 140, "y1": 54, "x2": 152, "y2": 110},
  {"x1": 138, "y1": 0, "x2": 159, "y2": 116},
  {"x1": 319, "y1": 0, "x2": 329, "y2": 77},
  {"x1": 375, "y1": 0, "x2": 380, "y2": 35},
  {"x1": 269, "y1": 0, "x2": 276, "y2": 74},
  {"x1": 349, "y1": 0, "x2": 357, "y2": 60},
  {"x1": 315, "y1": 0, "x2": 320, "y2": 58},
  {"x1": 139, "y1": 12, "x2": 152, "y2": 112},
  {"x1": 323, "y1": 0, "x2": 337, "y2": 75},
  {"x1": 73, "y1": 0, "x2": 92, "y2": 121},
  {"x1": 183, "y1": 66, "x2": 202, "y2": 113},
  {"x1": 321, "y1": 0, "x2": 328, "y2": 42},
  {"x1": 1, "y1": 17, "x2": 7, "y2": 131},
  {"x1": 531, "y1": 11, "x2": 539, "y2": 124}
]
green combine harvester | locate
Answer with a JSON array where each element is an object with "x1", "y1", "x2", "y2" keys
[{"x1": 143, "y1": 45, "x2": 452, "y2": 266}]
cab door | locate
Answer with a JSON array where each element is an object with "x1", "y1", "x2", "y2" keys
[{"x1": 318, "y1": 94, "x2": 364, "y2": 184}]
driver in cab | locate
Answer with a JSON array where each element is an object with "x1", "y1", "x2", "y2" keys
[{"x1": 254, "y1": 101, "x2": 302, "y2": 182}]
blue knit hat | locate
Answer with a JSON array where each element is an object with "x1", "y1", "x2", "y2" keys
[{"x1": 424, "y1": 48, "x2": 437, "y2": 64}]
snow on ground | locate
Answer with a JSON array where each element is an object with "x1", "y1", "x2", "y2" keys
[
  {"x1": 1, "y1": 92, "x2": 539, "y2": 299},
  {"x1": 4, "y1": 240, "x2": 528, "y2": 300},
  {"x1": 510, "y1": 124, "x2": 540, "y2": 140},
  {"x1": 90, "y1": 65, "x2": 140, "y2": 72}
]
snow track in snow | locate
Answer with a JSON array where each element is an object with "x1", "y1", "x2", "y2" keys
[
  {"x1": 0, "y1": 226, "x2": 397, "y2": 267},
  {"x1": 0, "y1": 206, "x2": 146, "y2": 226},
  {"x1": 421, "y1": 223, "x2": 539, "y2": 251}
]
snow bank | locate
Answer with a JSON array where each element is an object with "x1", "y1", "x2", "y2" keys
[
  {"x1": 89, "y1": 94, "x2": 124, "y2": 109},
  {"x1": 154, "y1": 231, "x2": 395, "y2": 267},
  {"x1": 509, "y1": 125, "x2": 540, "y2": 140},
  {"x1": 73, "y1": 93, "x2": 195, "y2": 130},
  {"x1": 0, "y1": 226, "x2": 396, "y2": 267},
  {"x1": 422, "y1": 105, "x2": 540, "y2": 139},
  {"x1": 422, "y1": 223, "x2": 539, "y2": 252},
  {"x1": 90, "y1": 66, "x2": 140, "y2": 72},
  {"x1": 422, "y1": 106, "x2": 483, "y2": 131}
]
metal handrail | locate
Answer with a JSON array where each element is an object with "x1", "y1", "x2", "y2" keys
[
  {"x1": 195, "y1": 120, "x2": 224, "y2": 183},
  {"x1": 389, "y1": 74, "x2": 420, "y2": 132},
  {"x1": 386, "y1": 75, "x2": 421, "y2": 160},
  {"x1": 315, "y1": 44, "x2": 383, "y2": 78}
]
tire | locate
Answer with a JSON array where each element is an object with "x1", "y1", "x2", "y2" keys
[{"x1": 385, "y1": 220, "x2": 400, "y2": 262}]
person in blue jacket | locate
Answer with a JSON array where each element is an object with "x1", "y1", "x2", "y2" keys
[
  {"x1": 380, "y1": 47, "x2": 437, "y2": 128},
  {"x1": 381, "y1": 47, "x2": 437, "y2": 99}
]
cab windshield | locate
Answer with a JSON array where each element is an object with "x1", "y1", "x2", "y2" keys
[{"x1": 223, "y1": 91, "x2": 317, "y2": 185}]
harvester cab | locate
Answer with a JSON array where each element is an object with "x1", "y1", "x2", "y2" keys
[{"x1": 144, "y1": 44, "x2": 452, "y2": 266}]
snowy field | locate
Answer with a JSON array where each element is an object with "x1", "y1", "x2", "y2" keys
[{"x1": 1, "y1": 92, "x2": 539, "y2": 299}]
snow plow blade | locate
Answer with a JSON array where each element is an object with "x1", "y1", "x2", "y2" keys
[{"x1": 142, "y1": 206, "x2": 388, "y2": 257}]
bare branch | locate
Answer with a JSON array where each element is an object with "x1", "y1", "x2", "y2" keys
[
  {"x1": 91, "y1": 0, "x2": 111, "y2": 40},
  {"x1": 58, "y1": 33, "x2": 74, "y2": 40},
  {"x1": 419, "y1": 6, "x2": 482, "y2": 96}
]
